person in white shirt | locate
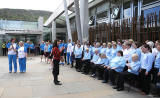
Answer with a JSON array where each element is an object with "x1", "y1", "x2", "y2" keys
[
  {"x1": 18, "y1": 41, "x2": 27, "y2": 73},
  {"x1": 8, "y1": 38, "x2": 18, "y2": 73},
  {"x1": 67, "y1": 39, "x2": 73, "y2": 65}
]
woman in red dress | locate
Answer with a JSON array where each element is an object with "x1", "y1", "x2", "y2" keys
[{"x1": 52, "y1": 40, "x2": 64, "y2": 85}]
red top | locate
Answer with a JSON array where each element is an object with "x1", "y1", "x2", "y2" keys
[{"x1": 52, "y1": 47, "x2": 61, "y2": 60}]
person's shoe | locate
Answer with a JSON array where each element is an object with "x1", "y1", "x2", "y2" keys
[
  {"x1": 102, "y1": 80, "x2": 107, "y2": 83},
  {"x1": 55, "y1": 82, "x2": 62, "y2": 85},
  {"x1": 14, "y1": 71, "x2": 17, "y2": 73},
  {"x1": 113, "y1": 86, "x2": 118, "y2": 89},
  {"x1": 9, "y1": 71, "x2": 12, "y2": 73},
  {"x1": 117, "y1": 88, "x2": 124, "y2": 91}
]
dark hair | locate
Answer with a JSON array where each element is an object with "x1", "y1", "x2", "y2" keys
[
  {"x1": 134, "y1": 42, "x2": 141, "y2": 48},
  {"x1": 11, "y1": 38, "x2": 16, "y2": 42},
  {"x1": 143, "y1": 44, "x2": 152, "y2": 53},
  {"x1": 53, "y1": 39, "x2": 58, "y2": 48},
  {"x1": 118, "y1": 50, "x2": 123, "y2": 56}
]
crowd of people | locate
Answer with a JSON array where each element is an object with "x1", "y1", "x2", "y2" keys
[
  {"x1": 3, "y1": 37, "x2": 160, "y2": 96},
  {"x1": 39, "y1": 39, "x2": 160, "y2": 96}
]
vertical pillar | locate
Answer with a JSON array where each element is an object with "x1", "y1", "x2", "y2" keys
[
  {"x1": 137, "y1": 0, "x2": 142, "y2": 41},
  {"x1": 63, "y1": 0, "x2": 73, "y2": 42},
  {"x1": 120, "y1": 0, "x2": 124, "y2": 40},
  {"x1": 138, "y1": 0, "x2": 142, "y2": 18},
  {"x1": 74, "y1": 0, "x2": 82, "y2": 43},
  {"x1": 130, "y1": 0, "x2": 134, "y2": 18},
  {"x1": 52, "y1": 21, "x2": 56, "y2": 42},
  {"x1": 80, "y1": 0, "x2": 89, "y2": 42},
  {"x1": 108, "y1": 1, "x2": 111, "y2": 41}
]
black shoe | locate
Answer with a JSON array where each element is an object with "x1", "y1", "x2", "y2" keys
[
  {"x1": 113, "y1": 86, "x2": 119, "y2": 89},
  {"x1": 54, "y1": 82, "x2": 62, "y2": 85},
  {"x1": 117, "y1": 88, "x2": 124, "y2": 91}
]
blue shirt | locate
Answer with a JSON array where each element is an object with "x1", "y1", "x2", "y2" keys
[
  {"x1": 104, "y1": 58, "x2": 109, "y2": 66},
  {"x1": 40, "y1": 43, "x2": 45, "y2": 51},
  {"x1": 30, "y1": 44, "x2": 35, "y2": 50},
  {"x1": 95, "y1": 58, "x2": 106, "y2": 65},
  {"x1": 59, "y1": 43, "x2": 64, "y2": 50},
  {"x1": 24, "y1": 43, "x2": 30, "y2": 49},
  {"x1": 6, "y1": 43, "x2": 11, "y2": 48},
  {"x1": 100, "y1": 48, "x2": 107, "y2": 54},
  {"x1": 128, "y1": 61, "x2": 141, "y2": 75},
  {"x1": 141, "y1": 52, "x2": 154, "y2": 72},
  {"x1": 110, "y1": 56, "x2": 126, "y2": 72},
  {"x1": 106, "y1": 48, "x2": 112, "y2": 60},
  {"x1": 117, "y1": 45, "x2": 122, "y2": 51},
  {"x1": 64, "y1": 43, "x2": 67, "y2": 53},
  {"x1": 110, "y1": 48, "x2": 117, "y2": 59},
  {"x1": 74, "y1": 47, "x2": 82, "y2": 58},
  {"x1": 91, "y1": 54, "x2": 99, "y2": 63},
  {"x1": 48, "y1": 44, "x2": 53, "y2": 52},
  {"x1": 154, "y1": 52, "x2": 160, "y2": 72},
  {"x1": 83, "y1": 51, "x2": 91, "y2": 60}
]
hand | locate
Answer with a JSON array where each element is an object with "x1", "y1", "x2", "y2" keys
[
  {"x1": 107, "y1": 66, "x2": 110, "y2": 69},
  {"x1": 111, "y1": 67, "x2": 116, "y2": 69},
  {"x1": 145, "y1": 72, "x2": 148, "y2": 76},
  {"x1": 104, "y1": 66, "x2": 107, "y2": 68},
  {"x1": 158, "y1": 72, "x2": 160, "y2": 76}
]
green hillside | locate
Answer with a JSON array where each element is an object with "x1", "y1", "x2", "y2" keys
[{"x1": 0, "y1": 8, "x2": 52, "y2": 22}]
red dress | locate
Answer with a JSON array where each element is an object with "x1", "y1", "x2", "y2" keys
[{"x1": 52, "y1": 47, "x2": 61, "y2": 60}]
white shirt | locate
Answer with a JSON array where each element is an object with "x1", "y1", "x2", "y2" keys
[
  {"x1": 18, "y1": 47, "x2": 26, "y2": 58},
  {"x1": 123, "y1": 48, "x2": 133, "y2": 61},
  {"x1": 67, "y1": 43, "x2": 73, "y2": 53},
  {"x1": 8, "y1": 43, "x2": 17, "y2": 55}
]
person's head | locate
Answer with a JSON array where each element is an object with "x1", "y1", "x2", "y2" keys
[
  {"x1": 96, "y1": 42, "x2": 100, "y2": 48},
  {"x1": 157, "y1": 43, "x2": 160, "y2": 51},
  {"x1": 141, "y1": 44, "x2": 152, "y2": 53},
  {"x1": 46, "y1": 42, "x2": 49, "y2": 46},
  {"x1": 19, "y1": 41, "x2": 24, "y2": 47},
  {"x1": 147, "y1": 41, "x2": 154, "y2": 49},
  {"x1": 117, "y1": 50, "x2": 123, "y2": 57},
  {"x1": 42, "y1": 41, "x2": 44, "y2": 44},
  {"x1": 77, "y1": 44, "x2": 81, "y2": 48},
  {"x1": 53, "y1": 39, "x2": 59, "y2": 48},
  {"x1": 59, "y1": 40, "x2": 62, "y2": 44},
  {"x1": 107, "y1": 42, "x2": 112, "y2": 48},
  {"x1": 95, "y1": 50, "x2": 98, "y2": 54},
  {"x1": 112, "y1": 42, "x2": 117, "y2": 49},
  {"x1": 102, "y1": 43, "x2": 106, "y2": 48},
  {"x1": 155, "y1": 40, "x2": 160, "y2": 48},
  {"x1": 145, "y1": 40, "x2": 149, "y2": 44},
  {"x1": 125, "y1": 41, "x2": 131, "y2": 49},
  {"x1": 86, "y1": 48, "x2": 89, "y2": 52},
  {"x1": 129, "y1": 39, "x2": 134, "y2": 44},
  {"x1": 101, "y1": 54, "x2": 106, "y2": 58},
  {"x1": 132, "y1": 54, "x2": 138, "y2": 62},
  {"x1": 68, "y1": 39, "x2": 71, "y2": 43},
  {"x1": 132, "y1": 42, "x2": 140, "y2": 49},
  {"x1": 11, "y1": 38, "x2": 16, "y2": 43}
]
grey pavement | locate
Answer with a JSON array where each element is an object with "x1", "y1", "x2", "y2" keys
[{"x1": 0, "y1": 56, "x2": 154, "y2": 98}]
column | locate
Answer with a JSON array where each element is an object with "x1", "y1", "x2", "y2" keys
[
  {"x1": 74, "y1": 0, "x2": 82, "y2": 43},
  {"x1": 63, "y1": 0, "x2": 73, "y2": 42},
  {"x1": 130, "y1": 0, "x2": 134, "y2": 18},
  {"x1": 80, "y1": 0, "x2": 89, "y2": 42},
  {"x1": 52, "y1": 21, "x2": 56, "y2": 42},
  {"x1": 138, "y1": 0, "x2": 142, "y2": 17}
]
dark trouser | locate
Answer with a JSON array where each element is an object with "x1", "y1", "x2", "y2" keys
[
  {"x1": 2, "y1": 48, "x2": 6, "y2": 56},
  {"x1": 64, "y1": 53, "x2": 67, "y2": 63},
  {"x1": 109, "y1": 69, "x2": 118, "y2": 85},
  {"x1": 139, "y1": 69, "x2": 151, "y2": 94},
  {"x1": 117, "y1": 71, "x2": 137, "y2": 89},
  {"x1": 97, "y1": 65, "x2": 105, "y2": 79},
  {"x1": 152, "y1": 68, "x2": 159, "y2": 84},
  {"x1": 103, "y1": 68, "x2": 110, "y2": 82},
  {"x1": 82, "y1": 60, "x2": 90, "y2": 74},
  {"x1": 52, "y1": 59, "x2": 60, "y2": 84},
  {"x1": 75, "y1": 58, "x2": 82, "y2": 70}
]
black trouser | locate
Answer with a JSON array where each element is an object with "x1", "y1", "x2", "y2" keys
[
  {"x1": 75, "y1": 58, "x2": 82, "y2": 70},
  {"x1": 109, "y1": 69, "x2": 118, "y2": 85},
  {"x1": 82, "y1": 60, "x2": 90, "y2": 74},
  {"x1": 139, "y1": 69, "x2": 151, "y2": 94},
  {"x1": 52, "y1": 59, "x2": 60, "y2": 84},
  {"x1": 152, "y1": 68, "x2": 159, "y2": 84},
  {"x1": 2, "y1": 48, "x2": 6, "y2": 56},
  {"x1": 103, "y1": 68, "x2": 110, "y2": 82},
  {"x1": 117, "y1": 71, "x2": 137, "y2": 89},
  {"x1": 64, "y1": 53, "x2": 67, "y2": 63},
  {"x1": 97, "y1": 65, "x2": 105, "y2": 79},
  {"x1": 90, "y1": 63, "x2": 99, "y2": 75}
]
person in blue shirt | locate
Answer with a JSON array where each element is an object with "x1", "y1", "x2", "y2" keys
[
  {"x1": 40, "y1": 41, "x2": 45, "y2": 62},
  {"x1": 115, "y1": 54, "x2": 141, "y2": 91},
  {"x1": 18, "y1": 41, "x2": 28, "y2": 73},
  {"x1": 24, "y1": 41, "x2": 30, "y2": 54},
  {"x1": 74, "y1": 44, "x2": 83, "y2": 72},
  {"x1": 63, "y1": 42, "x2": 68, "y2": 63},
  {"x1": 100, "y1": 43, "x2": 107, "y2": 54},
  {"x1": 110, "y1": 43, "x2": 118, "y2": 60},
  {"x1": 153, "y1": 43, "x2": 160, "y2": 97},
  {"x1": 139, "y1": 44, "x2": 154, "y2": 95},
  {"x1": 90, "y1": 50, "x2": 99, "y2": 76},
  {"x1": 29, "y1": 42, "x2": 35, "y2": 56},
  {"x1": 131, "y1": 42, "x2": 141, "y2": 61},
  {"x1": 81, "y1": 48, "x2": 91, "y2": 74},
  {"x1": 106, "y1": 42, "x2": 112, "y2": 61},
  {"x1": 8, "y1": 38, "x2": 18, "y2": 73},
  {"x1": 108, "y1": 50, "x2": 126, "y2": 86},
  {"x1": 96, "y1": 54, "x2": 109, "y2": 80},
  {"x1": 48, "y1": 41, "x2": 53, "y2": 64}
]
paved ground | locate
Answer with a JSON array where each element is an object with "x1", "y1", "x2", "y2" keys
[{"x1": 0, "y1": 56, "x2": 154, "y2": 98}]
